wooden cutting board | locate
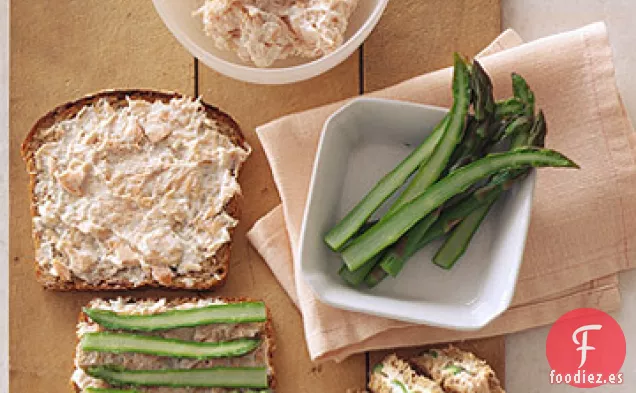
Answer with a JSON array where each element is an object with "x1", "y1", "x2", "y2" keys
[{"x1": 9, "y1": 1, "x2": 502, "y2": 392}]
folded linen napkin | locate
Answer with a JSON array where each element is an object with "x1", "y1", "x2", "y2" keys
[{"x1": 247, "y1": 22, "x2": 634, "y2": 362}]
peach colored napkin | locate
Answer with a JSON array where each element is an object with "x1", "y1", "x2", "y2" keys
[{"x1": 247, "y1": 22, "x2": 635, "y2": 362}]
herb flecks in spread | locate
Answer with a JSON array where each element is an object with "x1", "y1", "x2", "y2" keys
[
  {"x1": 368, "y1": 354, "x2": 444, "y2": 393},
  {"x1": 367, "y1": 347, "x2": 505, "y2": 393},
  {"x1": 32, "y1": 97, "x2": 250, "y2": 286},
  {"x1": 410, "y1": 346, "x2": 505, "y2": 393},
  {"x1": 195, "y1": 0, "x2": 360, "y2": 67}
]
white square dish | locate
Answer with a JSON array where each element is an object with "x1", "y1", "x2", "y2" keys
[{"x1": 298, "y1": 97, "x2": 536, "y2": 329}]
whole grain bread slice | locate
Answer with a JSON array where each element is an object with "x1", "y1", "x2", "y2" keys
[
  {"x1": 22, "y1": 90, "x2": 248, "y2": 291},
  {"x1": 72, "y1": 297, "x2": 276, "y2": 393}
]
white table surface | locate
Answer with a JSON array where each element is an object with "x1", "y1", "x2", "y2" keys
[
  {"x1": 1, "y1": 1, "x2": 635, "y2": 392},
  {"x1": 503, "y1": 1, "x2": 636, "y2": 391}
]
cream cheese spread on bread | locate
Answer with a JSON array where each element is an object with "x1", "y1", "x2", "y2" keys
[
  {"x1": 195, "y1": 0, "x2": 359, "y2": 67},
  {"x1": 31, "y1": 97, "x2": 250, "y2": 287}
]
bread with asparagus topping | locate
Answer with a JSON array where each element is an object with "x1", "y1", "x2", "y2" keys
[{"x1": 72, "y1": 297, "x2": 275, "y2": 393}]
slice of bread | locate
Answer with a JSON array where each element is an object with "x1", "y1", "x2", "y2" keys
[
  {"x1": 365, "y1": 348, "x2": 505, "y2": 393},
  {"x1": 410, "y1": 346, "x2": 505, "y2": 393},
  {"x1": 369, "y1": 354, "x2": 444, "y2": 393},
  {"x1": 22, "y1": 90, "x2": 249, "y2": 290},
  {"x1": 72, "y1": 297, "x2": 276, "y2": 393}
]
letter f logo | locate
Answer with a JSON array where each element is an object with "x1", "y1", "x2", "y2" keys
[{"x1": 572, "y1": 324, "x2": 603, "y2": 368}]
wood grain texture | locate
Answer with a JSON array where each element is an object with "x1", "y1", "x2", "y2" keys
[
  {"x1": 197, "y1": 56, "x2": 366, "y2": 393},
  {"x1": 9, "y1": 0, "x2": 504, "y2": 391},
  {"x1": 9, "y1": 1, "x2": 194, "y2": 392},
  {"x1": 363, "y1": 0, "x2": 502, "y2": 91}
]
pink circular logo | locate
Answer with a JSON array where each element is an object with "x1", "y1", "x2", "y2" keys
[{"x1": 546, "y1": 308, "x2": 626, "y2": 388}]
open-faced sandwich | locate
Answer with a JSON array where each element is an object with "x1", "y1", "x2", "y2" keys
[
  {"x1": 367, "y1": 346, "x2": 504, "y2": 393},
  {"x1": 22, "y1": 90, "x2": 250, "y2": 290},
  {"x1": 72, "y1": 297, "x2": 275, "y2": 393}
]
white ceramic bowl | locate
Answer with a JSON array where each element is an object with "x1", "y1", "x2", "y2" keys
[
  {"x1": 152, "y1": 0, "x2": 389, "y2": 85},
  {"x1": 298, "y1": 98, "x2": 536, "y2": 329}
]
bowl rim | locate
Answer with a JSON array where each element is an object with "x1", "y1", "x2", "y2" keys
[
  {"x1": 152, "y1": 0, "x2": 390, "y2": 84},
  {"x1": 297, "y1": 96, "x2": 534, "y2": 329}
]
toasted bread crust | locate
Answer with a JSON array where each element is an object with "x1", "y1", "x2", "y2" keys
[
  {"x1": 22, "y1": 90, "x2": 248, "y2": 291},
  {"x1": 73, "y1": 297, "x2": 277, "y2": 392}
]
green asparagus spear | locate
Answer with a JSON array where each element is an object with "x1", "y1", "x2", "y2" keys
[
  {"x1": 447, "y1": 60, "x2": 498, "y2": 173},
  {"x1": 446, "y1": 117, "x2": 479, "y2": 171},
  {"x1": 527, "y1": 110, "x2": 546, "y2": 147},
  {"x1": 431, "y1": 158, "x2": 531, "y2": 270},
  {"x1": 429, "y1": 140, "x2": 538, "y2": 269},
  {"x1": 371, "y1": 57, "x2": 478, "y2": 278},
  {"x1": 86, "y1": 366, "x2": 269, "y2": 389},
  {"x1": 324, "y1": 115, "x2": 449, "y2": 251},
  {"x1": 379, "y1": 178, "x2": 506, "y2": 277},
  {"x1": 340, "y1": 148, "x2": 578, "y2": 271},
  {"x1": 337, "y1": 55, "x2": 472, "y2": 285},
  {"x1": 336, "y1": 219, "x2": 381, "y2": 285},
  {"x1": 377, "y1": 129, "x2": 534, "y2": 282},
  {"x1": 419, "y1": 174, "x2": 517, "y2": 251},
  {"x1": 379, "y1": 209, "x2": 441, "y2": 277},
  {"x1": 495, "y1": 98, "x2": 524, "y2": 119},
  {"x1": 83, "y1": 302, "x2": 267, "y2": 332},
  {"x1": 432, "y1": 107, "x2": 545, "y2": 269},
  {"x1": 471, "y1": 60, "x2": 495, "y2": 122},
  {"x1": 336, "y1": 219, "x2": 378, "y2": 272},
  {"x1": 85, "y1": 389, "x2": 141, "y2": 393},
  {"x1": 80, "y1": 332, "x2": 260, "y2": 359},
  {"x1": 364, "y1": 263, "x2": 389, "y2": 288},
  {"x1": 416, "y1": 224, "x2": 446, "y2": 249},
  {"x1": 512, "y1": 73, "x2": 535, "y2": 117},
  {"x1": 432, "y1": 200, "x2": 497, "y2": 269},
  {"x1": 439, "y1": 185, "x2": 501, "y2": 229},
  {"x1": 339, "y1": 252, "x2": 384, "y2": 286},
  {"x1": 385, "y1": 54, "x2": 471, "y2": 215},
  {"x1": 377, "y1": 60, "x2": 499, "y2": 278},
  {"x1": 378, "y1": 175, "x2": 509, "y2": 278},
  {"x1": 336, "y1": 220, "x2": 379, "y2": 275},
  {"x1": 503, "y1": 116, "x2": 533, "y2": 139},
  {"x1": 361, "y1": 175, "x2": 521, "y2": 282},
  {"x1": 419, "y1": 92, "x2": 542, "y2": 257},
  {"x1": 491, "y1": 111, "x2": 547, "y2": 187},
  {"x1": 409, "y1": 172, "x2": 527, "y2": 269}
]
